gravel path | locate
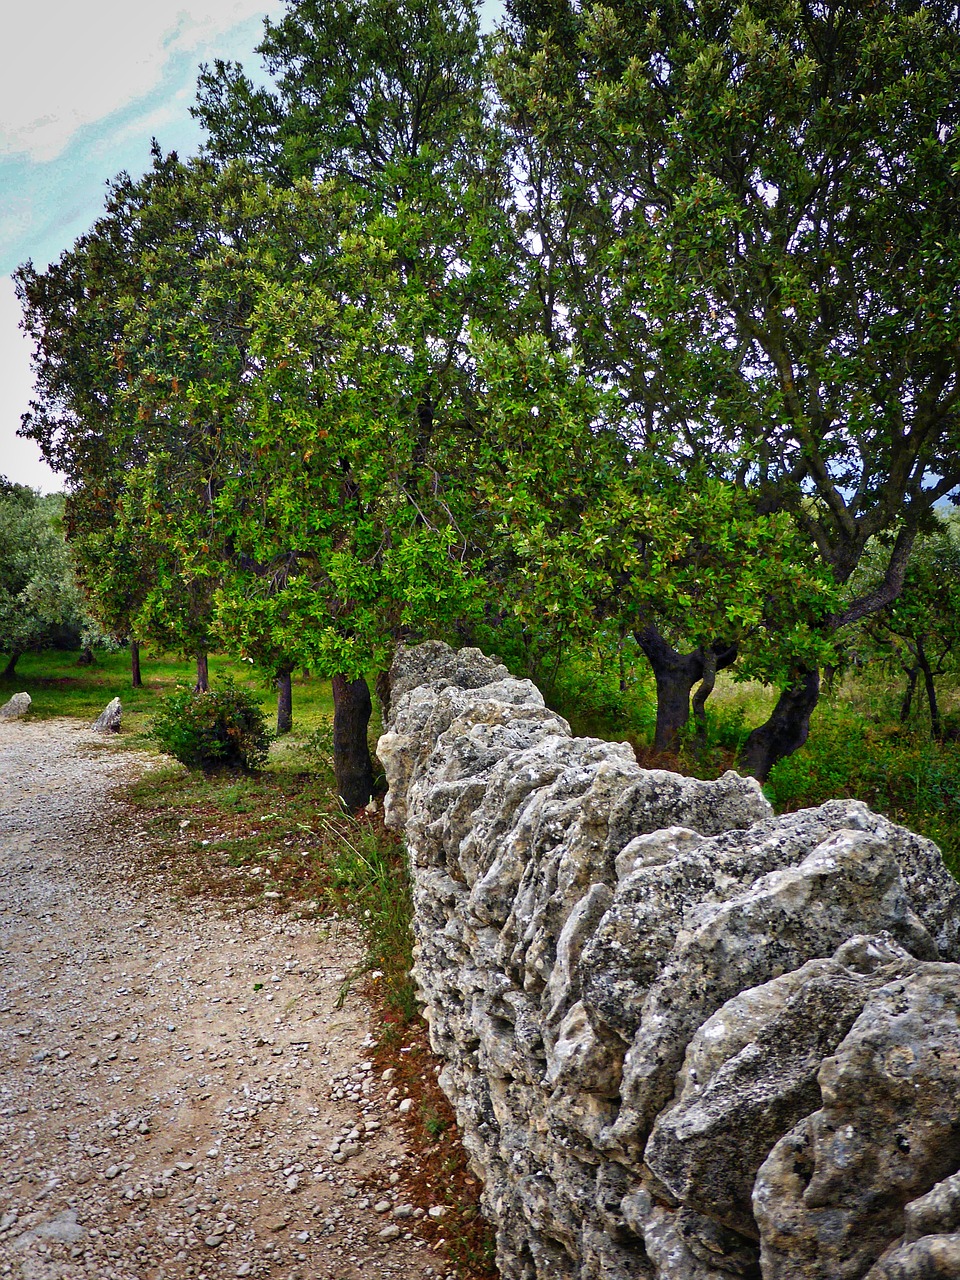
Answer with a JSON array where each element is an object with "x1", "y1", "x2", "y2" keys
[{"x1": 0, "y1": 718, "x2": 449, "y2": 1280}]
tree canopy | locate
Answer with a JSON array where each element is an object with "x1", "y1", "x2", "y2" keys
[
  {"x1": 495, "y1": 0, "x2": 960, "y2": 771},
  {"x1": 14, "y1": 0, "x2": 960, "y2": 786}
]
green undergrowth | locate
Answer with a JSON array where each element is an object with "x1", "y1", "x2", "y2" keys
[{"x1": 536, "y1": 643, "x2": 657, "y2": 744}]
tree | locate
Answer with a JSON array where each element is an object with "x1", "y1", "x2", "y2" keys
[
  {"x1": 18, "y1": 135, "x2": 492, "y2": 804},
  {"x1": 472, "y1": 333, "x2": 840, "y2": 751},
  {"x1": 190, "y1": 0, "x2": 515, "y2": 798},
  {"x1": 0, "y1": 484, "x2": 93, "y2": 676},
  {"x1": 15, "y1": 151, "x2": 230, "y2": 693},
  {"x1": 497, "y1": 0, "x2": 960, "y2": 776},
  {"x1": 189, "y1": 174, "x2": 488, "y2": 802}
]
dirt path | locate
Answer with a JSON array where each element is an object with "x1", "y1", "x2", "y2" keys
[{"x1": 0, "y1": 718, "x2": 451, "y2": 1280}]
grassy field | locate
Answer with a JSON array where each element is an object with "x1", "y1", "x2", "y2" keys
[{"x1": 0, "y1": 646, "x2": 336, "y2": 734}]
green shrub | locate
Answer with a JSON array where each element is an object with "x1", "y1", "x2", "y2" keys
[
  {"x1": 152, "y1": 678, "x2": 270, "y2": 772},
  {"x1": 538, "y1": 640, "x2": 656, "y2": 744},
  {"x1": 299, "y1": 716, "x2": 335, "y2": 776}
]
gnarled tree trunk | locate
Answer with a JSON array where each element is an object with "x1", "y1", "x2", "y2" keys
[
  {"x1": 3, "y1": 650, "x2": 22, "y2": 679},
  {"x1": 130, "y1": 639, "x2": 142, "y2": 689},
  {"x1": 692, "y1": 647, "x2": 718, "y2": 748},
  {"x1": 738, "y1": 667, "x2": 820, "y2": 782},
  {"x1": 332, "y1": 674, "x2": 375, "y2": 810},
  {"x1": 635, "y1": 625, "x2": 736, "y2": 753},
  {"x1": 195, "y1": 653, "x2": 210, "y2": 693}
]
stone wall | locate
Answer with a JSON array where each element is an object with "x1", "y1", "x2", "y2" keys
[{"x1": 377, "y1": 642, "x2": 960, "y2": 1280}]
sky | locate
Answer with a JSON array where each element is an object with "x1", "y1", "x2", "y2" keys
[{"x1": 0, "y1": 0, "x2": 287, "y2": 493}]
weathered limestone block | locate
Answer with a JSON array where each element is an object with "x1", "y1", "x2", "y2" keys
[
  {"x1": 91, "y1": 696, "x2": 121, "y2": 733},
  {"x1": 0, "y1": 692, "x2": 31, "y2": 718},
  {"x1": 605, "y1": 768, "x2": 772, "y2": 850},
  {"x1": 903, "y1": 1170, "x2": 960, "y2": 1240},
  {"x1": 613, "y1": 831, "x2": 937, "y2": 1150},
  {"x1": 581, "y1": 801, "x2": 960, "y2": 1050},
  {"x1": 864, "y1": 1166, "x2": 960, "y2": 1280},
  {"x1": 465, "y1": 737, "x2": 611, "y2": 923},
  {"x1": 379, "y1": 643, "x2": 960, "y2": 1280},
  {"x1": 382, "y1": 678, "x2": 560, "y2": 836},
  {"x1": 387, "y1": 639, "x2": 512, "y2": 705},
  {"x1": 622, "y1": 1192, "x2": 749, "y2": 1280},
  {"x1": 864, "y1": 1235, "x2": 960, "y2": 1279},
  {"x1": 644, "y1": 934, "x2": 917, "y2": 1237},
  {"x1": 754, "y1": 966, "x2": 960, "y2": 1280}
]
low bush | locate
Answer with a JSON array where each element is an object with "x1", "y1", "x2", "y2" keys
[
  {"x1": 299, "y1": 716, "x2": 336, "y2": 777},
  {"x1": 151, "y1": 678, "x2": 270, "y2": 772}
]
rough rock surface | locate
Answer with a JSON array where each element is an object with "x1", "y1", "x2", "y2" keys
[
  {"x1": 0, "y1": 692, "x2": 31, "y2": 719},
  {"x1": 379, "y1": 642, "x2": 960, "y2": 1280},
  {"x1": 91, "y1": 696, "x2": 122, "y2": 733}
]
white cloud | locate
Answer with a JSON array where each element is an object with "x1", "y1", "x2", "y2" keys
[
  {"x1": 0, "y1": 277, "x2": 59, "y2": 492},
  {"x1": 0, "y1": 0, "x2": 282, "y2": 163}
]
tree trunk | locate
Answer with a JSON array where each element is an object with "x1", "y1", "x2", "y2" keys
[
  {"x1": 738, "y1": 667, "x2": 821, "y2": 782},
  {"x1": 332, "y1": 674, "x2": 375, "y2": 810},
  {"x1": 195, "y1": 653, "x2": 210, "y2": 693},
  {"x1": 130, "y1": 640, "x2": 142, "y2": 689},
  {"x1": 900, "y1": 666, "x2": 919, "y2": 723},
  {"x1": 2, "y1": 650, "x2": 21, "y2": 679},
  {"x1": 916, "y1": 640, "x2": 942, "y2": 740},
  {"x1": 692, "y1": 648, "x2": 718, "y2": 748},
  {"x1": 634, "y1": 626, "x2": 704, "y2": 752},
  {"x1": 276, "y1": 667, "x2": 293, "y2": 736},
  {"x1": 635, "y1": 625, "x2": 736, "y2": 754},
  {"x1": 76, "y1": 647, "x2": 94, "y2": 666}
]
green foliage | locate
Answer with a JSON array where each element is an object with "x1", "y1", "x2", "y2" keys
[
  {"x1": 299, "y1": 716, "x2": 336, "y2": 776},
  {"x1": 151, "y1": 678, "x2": 271, "y2": 772},
  {"x1": 0, "y1": 485, "x2": 96, "y2": 665},
  {"x1": 535, "y1": 635, "x2": 657, "y2": 743},
  {"x1": 499, "y1": 0, "x2": 960, "y2": 574},
  {"x1": 767, "y1": 700, "x2": 960, "y2": 873},
  {"x1": 472, "y1": 333, "x2": 841, "y2": 686},
  {"x1": 15, "y1": 0, "x2": 960, "y2": 786},
  {"x1": 850, "y1": 518, "x2": 960, "y2": 738}
]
